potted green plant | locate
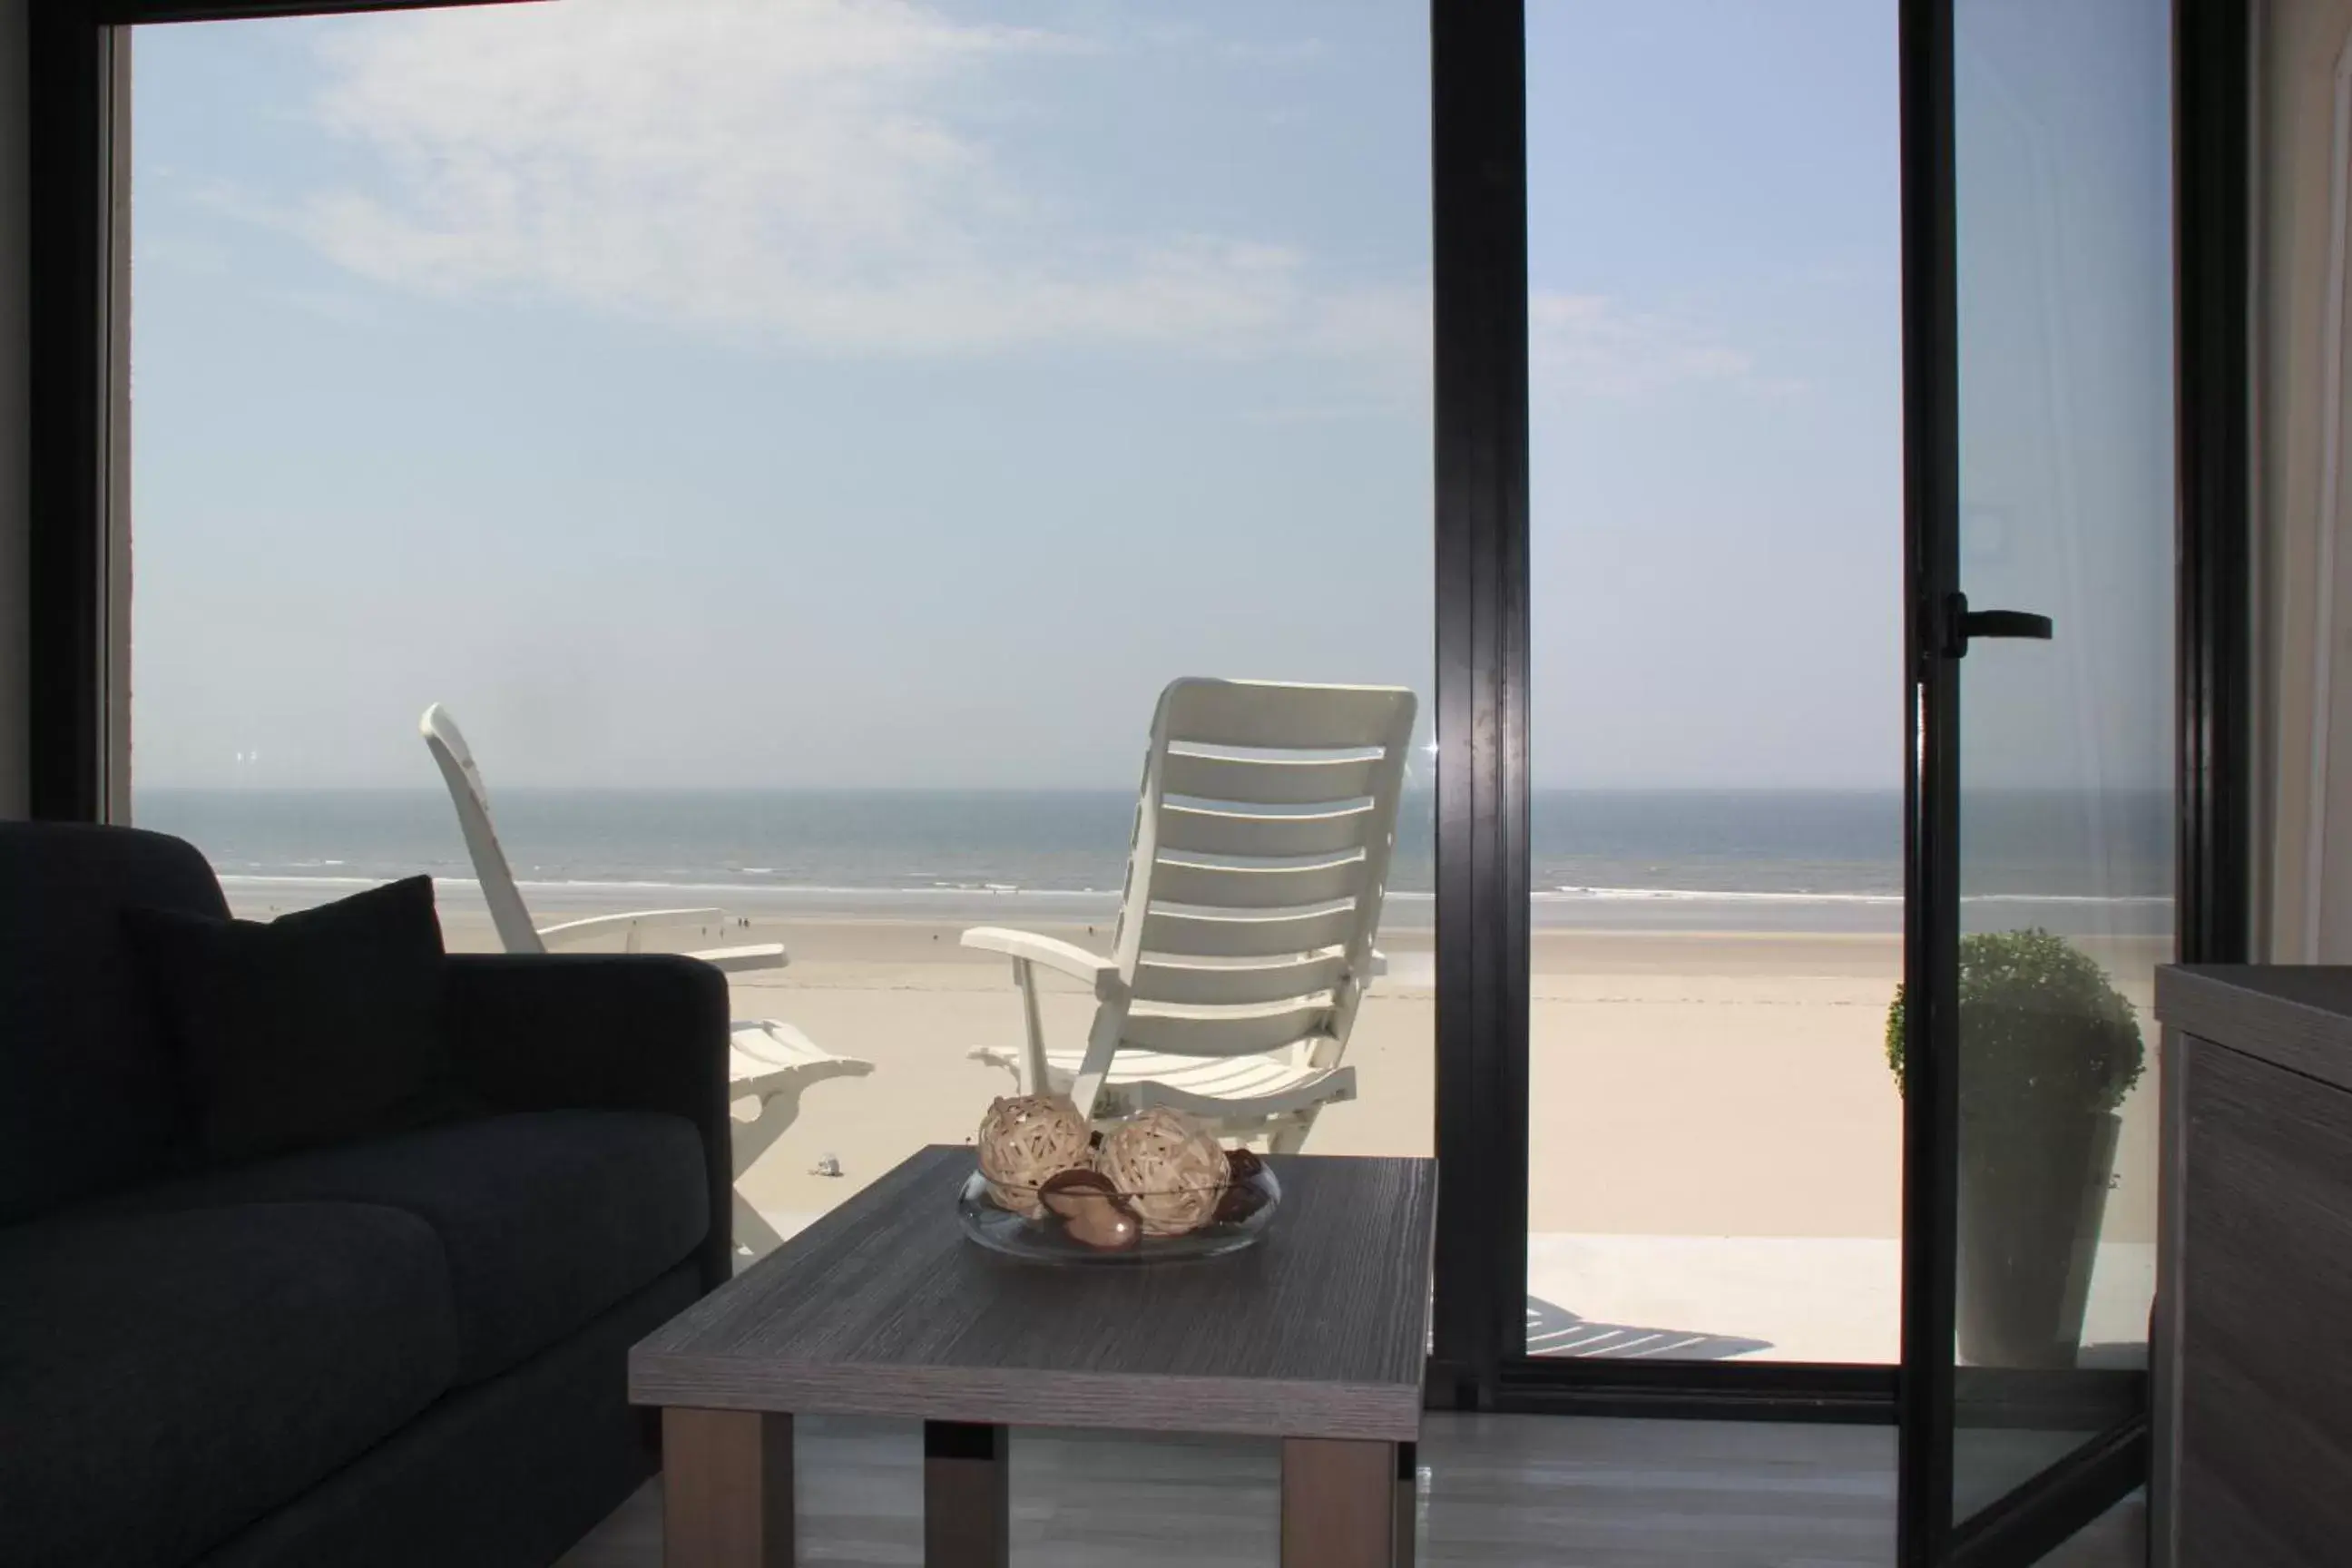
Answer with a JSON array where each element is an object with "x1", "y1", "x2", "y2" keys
[{"x1": 1886, "y1": 929, "x2": 2144, "y2": 1368}]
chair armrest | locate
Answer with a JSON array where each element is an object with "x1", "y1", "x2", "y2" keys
[
  {"x1": 537, "y1": 911, "x2": 786, "y2": 973},
  {"x1": 442, "y1": 953, "x2": 733, "y2": 1291},
  {"x1": 536, "y1": 907, "x2": 726, "y2": 947},
  {"x1": 961, "y1": 926, "x2": 1119, "y2": 998},
  {"x1": 683, "y1": 942, "x2": 788, "y2": 973}
]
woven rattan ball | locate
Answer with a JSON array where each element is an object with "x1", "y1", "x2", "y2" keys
[
  {"x1": 1094, "y1": 1108, "x2": 1231, "y2": 1236},
  {"x1": 975, "y1": 1095, "x2": 1092, "y2": 1217}
]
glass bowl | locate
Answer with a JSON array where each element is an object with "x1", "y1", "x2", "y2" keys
[{"x1": 956, "y1": 1159, "x2": 1280, "y2": 1265}]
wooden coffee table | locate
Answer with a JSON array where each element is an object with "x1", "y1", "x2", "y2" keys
[{"x1": 630, "y1": 1145, "x2": 1436, "y2": 1568}]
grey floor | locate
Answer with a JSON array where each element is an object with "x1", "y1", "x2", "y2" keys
[{"x1": 557, "y1": 1413, "x2": 2145, "y2": 1567}]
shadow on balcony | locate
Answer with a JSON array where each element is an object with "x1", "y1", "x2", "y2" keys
[{"x1": 1526, "y1": 1295, "x2": 1773, "y2": 1360}]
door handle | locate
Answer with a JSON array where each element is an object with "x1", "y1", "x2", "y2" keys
[{"x1": 1943, "y1": 592, "x2": 2053, "y2": 657}]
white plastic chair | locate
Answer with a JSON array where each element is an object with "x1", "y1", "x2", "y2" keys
[
  {"x1": 419, "y1": 703, "x2": 873, "y2": 1257},
  {"x1": 963, "y1": 678, "x2": 1416, "y2": 1153}
]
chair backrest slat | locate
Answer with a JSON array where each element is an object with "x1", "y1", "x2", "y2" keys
[
  {"x1": 1123, "y1": 1000, "x2": 1337, "y2": 1056},
  {"x1": 1131, "y1": 952, "x2": 1349, "y2": 1007},
  {"x1": 1148, "y1": 854, "x2": 1366, "y2": 911},
  {"x1": 1136, "y1": 905, "x2": 1361, "y2": 958},
  {"x1": 1145, "y1": 681, "x2": 1410, "y2": 750},
  {"x1": 418, "y1": 704, "x2": 547, "y2": 956},
  {"x1": 1160, "y1": 751, "x2": 1384, "y2": 807},
  {"x1": 1157, "y1": 802, "x2": 1377, "y2": 858}
]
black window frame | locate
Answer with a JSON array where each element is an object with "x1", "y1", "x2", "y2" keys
[{"x1": 26, "y1": 3, "x2": 2251, "y2": 1560}]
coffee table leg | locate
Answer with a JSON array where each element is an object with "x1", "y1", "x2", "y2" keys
[
  {"x1": 1395, "y1": 1440, "x2": 1417, "y2": 1568},
  {"x1": 924, "y1": 1420, "x2": 1009, "y2": 1568},
  {"x1": 662, "y1": 1408, "x2": 792, "y2": 1568},
  {"x1": 1281, "y1": 1438, "x2": 1397, "y2": 1568}
]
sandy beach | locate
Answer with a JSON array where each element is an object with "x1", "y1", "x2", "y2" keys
[
  {"x1": 226, "y1": 883, "x2": 2161, "y2": 1362},
  {"x1": 382, "y1": 904, "x2": 2158, "y2": 1248}
]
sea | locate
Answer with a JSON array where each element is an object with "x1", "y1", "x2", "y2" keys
[{"x1": 130, "y1": 788, "x2": 2174, "y2": 937}]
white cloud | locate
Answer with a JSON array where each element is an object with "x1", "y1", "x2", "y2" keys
[
  {"x1": 1221, "y1": 38, "x2": 1330, "y2": 64},
  {"x1": 1529, "y1": 291, "x2": 1780, "y2": 398},
  {"x1": 290, "y1": 0, "x2": 1419, "y2": 362},
  {"x1": 278, "y1": 2, "x2": 1769, "y2": 402},
  {"x1": 280, "y1": 288, "x2": 382, "y2": 326}
]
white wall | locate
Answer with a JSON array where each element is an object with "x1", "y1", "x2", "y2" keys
[
  {"x1": 2256, "y1": 0, "x2": 2352, "y2": 959},
  {"x1": 0, "y1": 0, "x2": 25, "y2": 820}
]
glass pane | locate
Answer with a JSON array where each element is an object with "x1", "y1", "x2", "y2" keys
[
  {"x1": 1524, "y1": 1, "x2": 1905, "y2": 1362},
  {"x1": 129, "y1": 1, "x2": 1433, "y2": 1265},
  {"x1": 1951, "y1": 0, "x2": 2172, "y2": 1521}
]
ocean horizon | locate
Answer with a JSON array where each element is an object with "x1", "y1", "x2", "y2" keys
[{"x1": 132, "y1": 786, "x2": 2173, "y2": 936}]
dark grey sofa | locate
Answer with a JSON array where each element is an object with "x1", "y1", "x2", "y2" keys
[{"x1": 0, "y1": 823, "x2": 734, "y2": 1568}]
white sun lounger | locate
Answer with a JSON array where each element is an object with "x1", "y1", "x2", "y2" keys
[
  {"x1": 963, "y1": 677, "x2": 1416, "y2": 1153},
  {"x1": 419, "y1": 703, "x2": 873, "y2": 1257}
]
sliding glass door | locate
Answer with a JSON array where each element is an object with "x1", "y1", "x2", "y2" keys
[
  {"x1": 1902, "y1": 0, "x2": 2176, "y2": 1559},
  {"x1": 1523, "y1": 0, "x2": 1905, "y2": 1369}
]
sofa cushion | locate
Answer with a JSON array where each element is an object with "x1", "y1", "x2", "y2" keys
[
  {"x1": 0, "y1": 823, "x2": 227, "y2": 1223},
  {"x1": 122, "y1": 876, "x2": 463, "y2": 1164},
  {"x1": 0, "y1": 1202, "x2": 459, "y2": 1568},
  {"x1": 193, "y1": 1263, "x2": 701, "y2": 1568},
  {"x1": 117, "y1": 1110, "x2": 710, "y2": 1384}
]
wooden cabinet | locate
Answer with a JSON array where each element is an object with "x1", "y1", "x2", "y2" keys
[{"x1": 2153, "y1": 967, "x2": 2352, "y2": 1568}]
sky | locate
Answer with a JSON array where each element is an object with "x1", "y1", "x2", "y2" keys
[{"x1": 126, "y1": 0, "x2": 1917, "y2": 791}]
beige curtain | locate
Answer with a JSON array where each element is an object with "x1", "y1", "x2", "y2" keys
[{"x1": 2257, "y1": 0, "x2": 2352, "y2": 960}]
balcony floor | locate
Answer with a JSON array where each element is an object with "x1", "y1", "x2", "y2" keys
[
  {"x1": 559, "y1": 1411, "x2": 2142, "y2": 1566},
  {"x1": 1527, "y1": 1234, "x2": 2155, "y2": 1366}
]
